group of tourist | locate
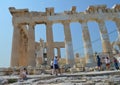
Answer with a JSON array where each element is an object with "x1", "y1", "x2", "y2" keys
[
  {"x1": 96, "y1": 54, "x2": 119, "y2": 71},
  {"x1": 50, "y1": 56, "x2": 61, "y2": 76},
  {"x1": 18, "y1": 56, "x2": 61, "y2": 82},
  {"x1": 17, "y1": 55, "x2": 119, "y2": 81}
]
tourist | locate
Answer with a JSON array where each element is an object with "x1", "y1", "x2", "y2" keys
[
  {"x1": 113, "y1": 57, "x2": 119, "y2": 70},
  {"x1": 96, "y1": 54, "x2": 102, "y2": 71},
  {"x1": 50, "y1": 59, "x2": 54, "y2": 75},
  {"x1": 53, "y1": 56, "x2": 61, "y2": 76},
  {"x1": 19, "y1": 68, "x2": 28, "y2": 81},
  {"x1": 104, "y1": 57, "x2": 110, "y2": 70}
]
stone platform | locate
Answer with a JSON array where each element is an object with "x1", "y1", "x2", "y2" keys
[{"x1": 0, "y1": 70, "x2": 120, "y2": 85}]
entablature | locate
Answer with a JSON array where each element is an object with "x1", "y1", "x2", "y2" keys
[{"x1": 9, "y1": 4, "x2": 120, "y2": 25}]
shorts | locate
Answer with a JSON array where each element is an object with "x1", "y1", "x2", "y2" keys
[
  {"x1": 106, "y1": 63, "x2": 110, "y2": 66},
  {"x1": 54, "y1": 64, "x2": 59, "y2": 69},
  {"x1": 51, "y1": 66, "x2": 53, "y2": 69}
]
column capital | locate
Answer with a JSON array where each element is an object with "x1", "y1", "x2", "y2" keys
[
  {"x1": 62, "y1": 20, "x2": 70, "y2": 25},
  {"x1": 46, "y1": 21, "x2": 53, "y2": 25},
  {"x1": 28, "y1": 22, "x2": 35, "y2": 28},
  {"x1": 79, "y1": 20, "x2": 87, "y2": 24},
  {"x1": 96, "y1": 19, "x2": 104, "y2": 24}
]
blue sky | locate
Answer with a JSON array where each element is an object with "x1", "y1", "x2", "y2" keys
[{"x1": 0, "y1": 0, "x2": 120, "y2": 67}]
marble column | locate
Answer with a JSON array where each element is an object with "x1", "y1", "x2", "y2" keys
[
  {"x1": 81, "y1": 21, "x2": 94, "y2": 64},
  {"x1": 113, "y1": 19, "x2": 120, "y2": 51},
  {"x1": 114, "y1": 19, "x2": 120, "y2": 40},
  {"x1": 57, "y1": 48, "x2": 61, "y2": 58},
  {"x1": 24, "y1": 37, "x2": 28, "y2": 64},
  {"x1": 98, "y1": 20, "x2": 112, "y2": 53},
  {"x1": 46, "y1": 22, "x2": 54, "y2": 62},
  {"x1": 11, "y1": 24, "x2": 20, "y2": 67},
  {"x1": 19, "y1": 30, "x2": 24, "y2": 66},
  {"x1": 19, "y1": 25, "x2": 27, "y2": 66},
  {"x1": 27, "y1": 23, "x2": 36, "y2": 66},
  {"x1": 62, "y1": 21, "x2": 75, "y2": 65}
]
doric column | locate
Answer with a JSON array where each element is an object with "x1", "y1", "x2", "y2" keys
[
  {"x1": 19, "y1": 25, "x2": 28, "y2": 66},
  {"x1": 46, "y1": 22, "x2": 54, "y2": 61},
  {"x1": 113, "y1": 19, "x2": 120, "y2": 51},
  {"x1": 24, "y1": 37, "x2": 28, "y2": 64},
  {"x1": 57, "y1": 48, "x2": 61, "y2": 58},
  {"x1": 81, "y1": 21, "x2": 94, "y2": 64},
  {"x1": 11, "y1": 24, "x2": 20, "y2": 67},
  {"x1": 62, "y1": 21, "x2": 75, "y2": 65},
  {"x1": 19, "y1": 30, "x2": 24, "y2": 66},
  {"x1": 97, "y1": 20, "x2": 112, "y2": 53},
  {"x1": 114, "y1": 19, "x2": 120, "y2": 40},
  {"x1": 27, "y1": 23, "x2": 36, "y2": 66}
]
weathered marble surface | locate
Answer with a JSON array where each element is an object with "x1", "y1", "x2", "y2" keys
[{"x1": 0, "y1": 70, "x2": 120, "y2": 85}]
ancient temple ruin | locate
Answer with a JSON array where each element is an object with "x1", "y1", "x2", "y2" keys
[{"x1": 9, "y1": 4, "x2": 120, "y2": 67}]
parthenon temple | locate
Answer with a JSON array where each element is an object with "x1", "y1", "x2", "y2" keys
[{"x1": 9, "y1": 4, "x2": 120, "y2": 67}]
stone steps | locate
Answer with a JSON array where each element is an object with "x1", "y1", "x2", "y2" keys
[{"x1": 1, "y1": 70, "x2": 120, "y2": 85}]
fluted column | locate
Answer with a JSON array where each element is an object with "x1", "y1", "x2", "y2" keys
[
  {"x1": 24, "y1": 37, "x2": 28, "y2": 64},
  {"x1": 62, "y1": 21, "x2": 75, "y2": 65},
  {"x1": 114, "y1": 19, "x2": 120, "y2": 40},
  {"x1": 46, "y1": 22, "x2": 54, "y2": 61},
  {"x1": 19, "y1": 30, "x2": 24, "y2": 66},
  {"x1": 57, "y1": 48, "x2": 61, "y2": 58},
  {"x1": 81, "y1": 21, "x2": 94, "y2": 64},
  {"x1": 113, "y1": 19, "x2": 120, "y2": 51},
  {"x1": 11, "y1": 24, "x2": 20, "y2": 67},
  {"x1": 27, "y1": 23, "x2": 36, "y2": 66},
  {"x1": 19, "y1": 25, "x2": 27, "y2": 66},
  {"x1": 97, "y1": 20, "x2": 112, "y2": 53}
]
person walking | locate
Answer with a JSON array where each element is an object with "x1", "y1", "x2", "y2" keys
[
  {"x1": 53, "y1": 56, "x2": 60, "y2": 76},
  {"x1": 96, "y1": 54, "x2": 102, "y2": 71},
  {"x1": 113, "y1": 57, "x2": 119, "y2": 70}
]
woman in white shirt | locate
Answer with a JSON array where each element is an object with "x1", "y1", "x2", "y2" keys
[{"x1": 104, "y1": 57, "x2": 110, "y2": 70}]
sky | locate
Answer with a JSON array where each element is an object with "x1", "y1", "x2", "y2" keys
[{"x1": 0, "y1": 0, "x2": 120, "y2": 67}]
